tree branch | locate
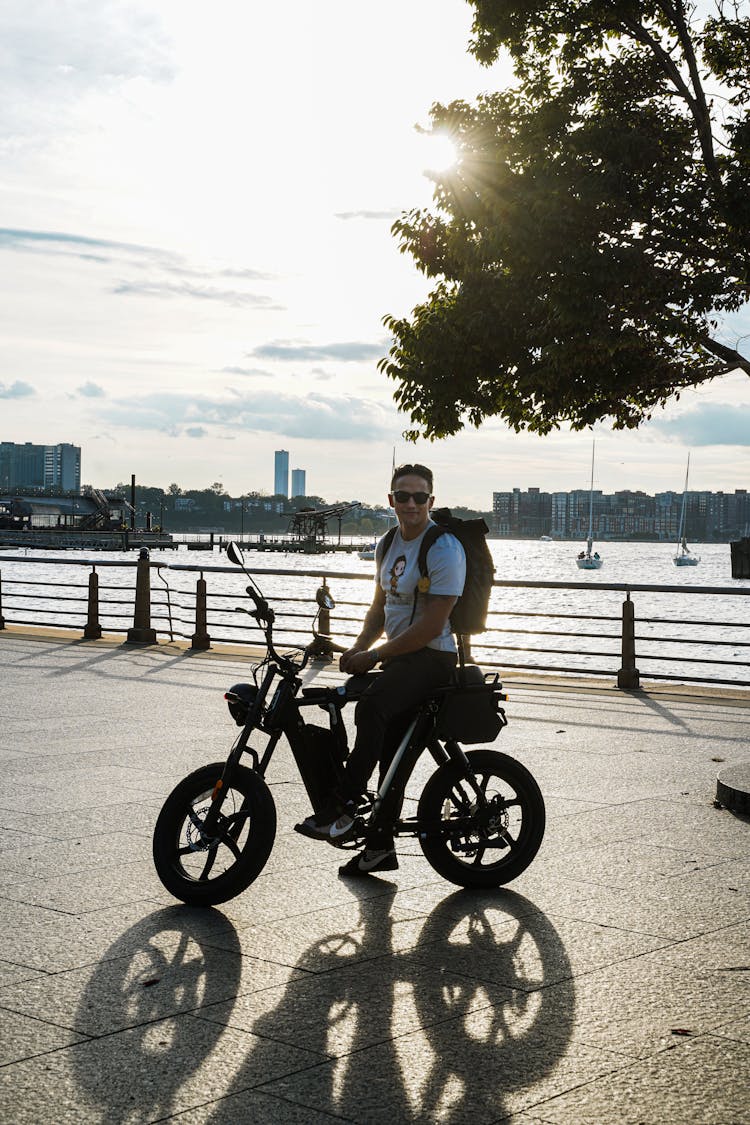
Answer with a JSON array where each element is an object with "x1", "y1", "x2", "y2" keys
[{"x1": 699, "y1": 333, "x2": 750, "y2": 374}]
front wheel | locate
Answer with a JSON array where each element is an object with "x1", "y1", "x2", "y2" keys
[
  {"x1": 153, "y1": 761, "x2": 276, "y2": 906},
  {"x1": 417, "y1": 749, "x2": 545, "y2": 888}
]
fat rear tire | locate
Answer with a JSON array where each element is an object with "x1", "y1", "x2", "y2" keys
[
  {"x1": 153, "y1": 761, "x2": 276, "y2": 906},
  {"x1": 418, "y1": 749, "x2": 545, "y2": 888}
]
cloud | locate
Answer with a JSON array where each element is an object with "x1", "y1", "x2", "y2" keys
[
  {"x1": 335, "y1": 210, "x2": 400, "y2": 221},
  {"x1": 220, "y1": 366, "x2": 271, "y2": 377},
  {"x1": 650, "y1": 403, "x2": 750, "y2": 446},
  {"x1": 97, "y1": 389, "x2": 397, "y2": 441},
  {"x1": 0, "y1": 380, "x2": 35, "y2": 398},
  {"x1": 251, "y1": 340, "x2": 388, "y2": 362},
  {"x1": 185, "y1": 426, "x2": 207, "y2": 438},
  {"x1": 111, "y1": 280, "x2": 283, "y2": 308},
  {"x1": 0, "y1": 227, "x2": 280, "y2": 309},
  {"x1": 76, "y1": 381, "x2": 105, "y2": 397}
]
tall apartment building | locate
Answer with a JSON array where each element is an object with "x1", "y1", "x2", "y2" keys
[
  {"x1": 0, "y1": 441, "x2": 81, "y2": 492},
  {"x1": 291, "y1": 468, "x2": 306, "y2": 497},
  {"x1": 274, "y1": 450, "x2": 289, "y2": 498}
]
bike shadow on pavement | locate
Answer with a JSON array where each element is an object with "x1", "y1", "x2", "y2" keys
[{"x1": 70, "y1": 890, "x2": 574, "y2": 1124}]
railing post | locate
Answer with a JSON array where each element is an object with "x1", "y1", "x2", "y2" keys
[
  {"x1": 308, "y1": 579, "x2": 346, "y2": 663},
  {"x1": 617, "y1": 592, "x2": 640, "y2": 690},
  {"x1": 0, "y1": 569, "x2": 5, "y2": 629},
  {"x1": 83, "y1": 567, "x2": 102, "y2": 640},
  {"x1": 127, "y1": 551, "x2": 157, "y2": 644},
  {"x1": 191, "y1": 574, "x2": 211, "y2": 650}
]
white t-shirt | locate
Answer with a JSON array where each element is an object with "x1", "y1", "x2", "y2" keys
[{"x1": 378, "y1": 523, "x2": 466, "y2": 653}]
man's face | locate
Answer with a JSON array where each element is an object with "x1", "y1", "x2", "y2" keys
[{"x1": 389, "y1": 473, "x2": 434, "y2": 538}]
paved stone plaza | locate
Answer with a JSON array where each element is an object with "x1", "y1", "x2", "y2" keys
[{"x1": 0, "y1": 628, "x2": 748, "y2": 1124}]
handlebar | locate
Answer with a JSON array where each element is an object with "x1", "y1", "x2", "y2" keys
[{"x1": 226, "y1": 540, "x2": 318, "y2": 676}]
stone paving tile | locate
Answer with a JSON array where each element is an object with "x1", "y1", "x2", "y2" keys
[
  {"x1": 0, "y1": 799, "x2": 163, "y2": 842},
  {"x1": 0, "y1": 1008, "x2": 87, "y2": 1066},
  {"x1": 0, "y1": 856, "x2": 171, "y2": 914},
  {"x1": 541, "y1": 798, "x2": 748, "y2": 859},
  {"x1": 530, "y1": 1034, "x2": 750, "y2": 1124},
  {"x1": 0, "y1": 959, "x2": 44, "y2": 988},
  {"x1": 0, "y1": 1014, "x2": 328, "y2": 1125},
  {"x1": 0, "y1": 831, "x2": 155, "y2": 880},
  {"x1": 505, "y1": 864, "x2": 750, "y2": 941},
  {"x1": 634, "y1": 919, "x2": 750, "y2": 981},
  {"x1": 715, "y1": 1014, "x2": 750, "y2": 1046},
  {"x1": 538, "y1": 838, "x2": 731, "y2": 888}
]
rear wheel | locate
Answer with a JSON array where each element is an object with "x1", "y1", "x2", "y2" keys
[
  {"x1": 417, "y1": 749, "x2": 545, "y2": 888},
  {"x1": 153, "y1": 761, "x2": 276, "y2": 906}
]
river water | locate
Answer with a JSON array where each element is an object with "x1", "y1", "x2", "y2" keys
[{"x1": 1, "y1": 538, "x2": 748, "y2": 686}]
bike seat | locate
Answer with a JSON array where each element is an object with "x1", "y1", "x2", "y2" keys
[{"x1": 300, "y1": 672, "x2": 380, "y2": 706}]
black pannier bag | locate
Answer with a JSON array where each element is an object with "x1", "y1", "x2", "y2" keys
[
  {"x1": 290, "y1": 723, "x2": 348, "y2": 815},
  {"x1": 433, "y1": 687, "x2": 506, "y2": 744},
  {"x1": 433, "y1": 666, "x2": 507, "y2": 744}
]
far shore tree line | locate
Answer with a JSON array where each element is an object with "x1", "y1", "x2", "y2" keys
[{"x1": 109, "y1": 481, "x2": 490, "y2": 535}]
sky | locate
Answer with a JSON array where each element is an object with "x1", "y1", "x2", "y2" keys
[{"x1": 1, "y1": 0, "x2": 749, "y2": 510}]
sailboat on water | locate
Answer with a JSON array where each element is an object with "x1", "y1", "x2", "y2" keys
[
  {"x1": 673, "y1": 453, "x2": 700, "y2": 567},
  {"x1": 576, "y1": 442, "x2": 603, "y2": 570}
]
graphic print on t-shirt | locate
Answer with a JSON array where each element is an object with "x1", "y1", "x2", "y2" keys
[{"x1": 389, "y1": 554, "x2": 407, "y2": 594}]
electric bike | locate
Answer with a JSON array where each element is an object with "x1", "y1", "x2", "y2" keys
[{"x1": 152, "y1": 542, "x2": 545, "y2": 906}]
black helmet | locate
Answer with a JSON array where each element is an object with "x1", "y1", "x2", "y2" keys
[{"x1": 224, "y1": 682, "x2": 259, "y2": 726}]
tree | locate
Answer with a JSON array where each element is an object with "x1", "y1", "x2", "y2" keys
[{"x1": 380, "y1": 2, "x2": 750, "y2": 438}]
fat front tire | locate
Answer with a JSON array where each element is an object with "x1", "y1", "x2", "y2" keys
[
  {"x1": 417, "y1": 749, "x2": 545, "y2": 888},
  {"x1": 153, "y1": 761, "x2": 276, "y2": 906}
]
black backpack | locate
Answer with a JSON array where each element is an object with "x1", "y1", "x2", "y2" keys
[{"x1": 376, "y1": 508, "x2": 495, "y2": 636}]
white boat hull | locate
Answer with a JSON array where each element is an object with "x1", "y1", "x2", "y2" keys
[
  {"x1": 673, "y1": 554, "x2": 700, "y2": 567},
  {"x1": 576, "y1": 556, "x2": 603, "y2": 570}
]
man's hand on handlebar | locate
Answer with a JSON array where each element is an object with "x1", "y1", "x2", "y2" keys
[{"x1": 340, "y1": 647, "x2": 380, "y2": 675}]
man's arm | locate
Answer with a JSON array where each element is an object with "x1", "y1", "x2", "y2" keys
[
  {"x1": 339, "y1": 586, "x2": 386, "y2": 673},
  {"x1": 341, "y1": 593, "x2": 457, "y2": 675}
]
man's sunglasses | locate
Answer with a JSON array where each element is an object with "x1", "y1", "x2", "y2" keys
[{"x1": 392, "y1": 490, "x2": 432, "y2": 505}]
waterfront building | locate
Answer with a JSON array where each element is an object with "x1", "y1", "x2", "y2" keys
[
  {"x1": 491, "y1": 485, "x2": 750, "y2": 540},
  {"x1": 0, "y1": 441, "x2": 81, "y2": 492},
  {"x1": 274, "y1": 450, "x2": 289, "y2": 498},
  {"x1": 291, "y1": 468, "x2": 306, "y2": 497}
]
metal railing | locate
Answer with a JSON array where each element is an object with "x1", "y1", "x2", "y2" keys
[{"x1": 1, "y1": 554, "x2": 749, "y2": 689}]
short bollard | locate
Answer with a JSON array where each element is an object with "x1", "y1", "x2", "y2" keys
[
  {"x1": 617, "y1": 593, "x2": 640, "y2": 690},
  {"x1": 127, "y1": 552, "x2": 157, "y2": 644},
  {"x1": 83, "y1": 568, "x2": 102, "y2": 640},
  {"x1": 191, "y1": 574, "x2": 211, "y2": 650}
]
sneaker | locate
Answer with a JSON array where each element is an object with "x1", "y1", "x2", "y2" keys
[
  {"x1": 339, "y1": 847, "x2": 398, "y2": 877},
  {"x1": 328, "y1": 810, "x2": 356, "y2": 844},
  {"x1": 294, "y1": 802, "x2": 355, "y2": 843}
]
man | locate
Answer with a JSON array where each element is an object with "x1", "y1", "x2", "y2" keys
[{"x1": 296, "y1": 463, "x2": 466, "y2": 875}]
